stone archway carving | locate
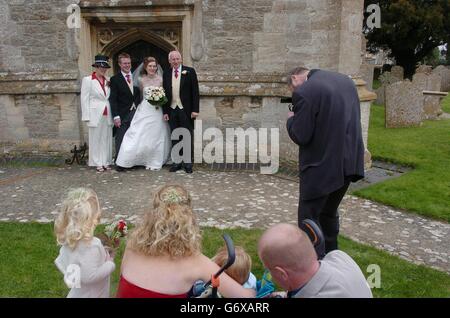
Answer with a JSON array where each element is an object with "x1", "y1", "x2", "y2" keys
[
  {"x1": 77, "y1": 4, "x2": 193, "y2": 77},
  {"x1": 101, "y1": 28, "x2": 178, "y2": 58}
]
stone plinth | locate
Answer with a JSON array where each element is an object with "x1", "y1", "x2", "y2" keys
[
  {"x1": 359, "y1": 60, "x2": 375, "y2": 91},
  {"x1": 353, "y1": 77, "x2": 376, "y2": 170}
]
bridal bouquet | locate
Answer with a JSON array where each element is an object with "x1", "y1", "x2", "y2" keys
[
  {"x1": 144, "y1": 86, "x2": 168, "y2": 109},
  {"x1": 98, "y1": 219, "x2": 128, "y2": 252}
]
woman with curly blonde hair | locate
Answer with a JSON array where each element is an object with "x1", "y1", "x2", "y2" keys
[
  {"x1": 54, "y1": 188, "x2": 116, "y2": 298},
  {"x1": 117, "y1": 184, "x2": 255, "y2": 298}
]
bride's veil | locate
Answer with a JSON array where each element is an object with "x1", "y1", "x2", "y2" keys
[{"x1": 132, "y1": 63, "x2": 144, "y2": 88}]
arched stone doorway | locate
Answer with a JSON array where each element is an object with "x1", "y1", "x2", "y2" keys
[
  {"x1": 112, "y1": 40, "x2": 170, "y2": 74},
  {"x1": 101, "y1": 28, "x2": 177, "y2": 75},
  {"x1": 77, "y1": 20, "x2": 183, "y2": 77}
]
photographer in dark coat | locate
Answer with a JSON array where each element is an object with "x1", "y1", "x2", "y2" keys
[{"x1": 286, "y1": 67, "x2": 365, "y2": 253}]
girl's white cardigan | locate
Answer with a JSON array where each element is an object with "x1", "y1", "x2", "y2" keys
[{"x1": 55, "y1": 237, "x2": 115, "y2": 298}]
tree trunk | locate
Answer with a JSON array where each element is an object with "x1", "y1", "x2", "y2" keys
[
  {"x1": 395, "y1": 53, "x2": 418, "y2": 79},
  {"x1": 447, "y1": 38, "x2": 450, "y2": 66}
]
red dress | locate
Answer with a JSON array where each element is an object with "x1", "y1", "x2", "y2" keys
[
  {"x1": 91, "y1": 72, "x2": 108, "y2": 116},
  {"x1": 117, "y1": 275, "x2": 189, "y2": 298}
]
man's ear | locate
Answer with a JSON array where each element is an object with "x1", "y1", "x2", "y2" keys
[{"x1": 273, "y1": 266, "x2": 289, "y2": 285}]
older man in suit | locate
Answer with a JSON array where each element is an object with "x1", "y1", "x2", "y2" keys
[
  {"x1": 162, "y1": 50, "x2": 200, "y2": 174},
  {"x1": 286, "y1": 67, "x2": 365, "y2": 253},
  {"x1": 258, "y1": 224, "x2": 373, "y2": 298}
]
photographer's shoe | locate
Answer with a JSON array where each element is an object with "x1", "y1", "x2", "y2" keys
[
  {"x1": 184, "y1": 163, "x2": 193, "y2": 174},
  {"x1": 169, "y1": 164, "x2": 183, "y2": 172}
]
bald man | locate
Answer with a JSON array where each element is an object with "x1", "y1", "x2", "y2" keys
[{"x1": 258, "y1": 224, "x2": 372, "y2": 298}]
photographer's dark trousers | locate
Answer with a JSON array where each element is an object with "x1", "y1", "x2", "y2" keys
[
  {"x1": 298, "y1": 181, "x2": 350, "y2": 254},
  {"x1": 168, "y1": 107, "x2": 194, "y2": 169}
]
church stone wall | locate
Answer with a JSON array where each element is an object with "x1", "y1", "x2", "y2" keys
[
  {"x1": 0, "y1": 0, "x2": 366, "y2": 165},
  {"x1": 0, "y1": 0, "x2": 79, "y2": 73},
  {"x1": 198, "y1": 0, "x2": 342, "y2": 74},
  {"x1": 0, "y1": 0, "x2": 81, "y2": 153}
]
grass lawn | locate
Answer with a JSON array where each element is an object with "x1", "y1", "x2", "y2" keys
[
  {"x1": 373, "y1": 79, "x2": 381, "y2": 90},
  {"x1": 0, "y1": 222, "x2": 449, "y2": 298},
  {"x1": 353, "y1": 99, "x2": 450, "y2": 222},
  {"x1": 442, "y1": 94, "x2": 450, "y2": 113}
]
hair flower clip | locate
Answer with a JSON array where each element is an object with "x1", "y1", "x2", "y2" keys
[{"x1": 162, "y1": 189, "x2": 186, "y2": 204}]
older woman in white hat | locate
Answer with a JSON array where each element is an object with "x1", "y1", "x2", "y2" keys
[{"x1": 80, "y1": 55, "x2": 114, "y2": 172}]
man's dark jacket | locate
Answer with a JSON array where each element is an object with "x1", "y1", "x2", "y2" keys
[
  {"x1": 109, "y1": 73, "x2": 141, "y2": 121},
  {"x1": 162, "y1": 65, "x2": 200, "y2": 125},
  {"x1": 287, "y1": 70, "x2": 365, "y2": 200}
]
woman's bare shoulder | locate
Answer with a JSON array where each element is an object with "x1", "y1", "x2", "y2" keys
[{"x1": 187, "y1": 253, "x2": 220, "y2": 278}]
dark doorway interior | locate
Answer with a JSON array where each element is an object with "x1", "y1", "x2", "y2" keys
[{"x1": 113, "y1": 40, "x2": 170, "y2": 75}]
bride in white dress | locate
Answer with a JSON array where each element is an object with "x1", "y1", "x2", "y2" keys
[{"x1": 115, "y1": 57, "x2": 171, "y2": 170}]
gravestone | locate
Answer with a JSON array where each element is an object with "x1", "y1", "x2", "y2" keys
[
  {"x1": 385, "y1": 80, "x2": 423, "y2": 128},
  {"x1": 423, "y1": 74, "x2": 443, "y2": 119},
  {"x1": 412, "y1": 72, "x2": 429, "y2": 121},
  {"x1": 432, "y1": 65, "x2": 450, "y2": 92},
  {"x1": 413, "y1": 73, "x2": 443, "y2": 119},
  {"x1": 416, "y1": 65, "x2": 433, "y2": 75},
  {"x1": 376, "y1": 70, "x2": 403, "y2": 105},
  {"x1": 391, "y1": 66, "x2": 404, "y2": 80}
]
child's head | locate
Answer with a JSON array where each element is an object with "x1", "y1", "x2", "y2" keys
[
  {"x1": 213, "y1": 245, "x2": 252, "y2": 285},
  {"x1": 54, "y1": 188, "x2": 101, "y2": 249},
  {"x1": 128, "y1": 184, "x2": 201, "y2": 258}
]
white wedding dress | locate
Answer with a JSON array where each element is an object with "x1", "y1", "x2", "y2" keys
[{"x1": 115, "y1": 75, "x2": 171, "y2": 170}]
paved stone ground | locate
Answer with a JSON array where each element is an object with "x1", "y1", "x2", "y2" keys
[{"x1": 0, "y1": 165, "x2": 448, "y2": 274}]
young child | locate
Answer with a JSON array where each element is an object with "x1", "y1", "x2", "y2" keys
[
  {"x1": 54, "y1": 188, "x2": 116, "y2": 298},
  {"x1": 212, "y1": 245, "x2": 257, "y2": 290}
]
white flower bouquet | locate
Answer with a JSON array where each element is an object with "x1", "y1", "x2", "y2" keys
[{"x1": 144, "y1": 86, "x2": 168, "y2": 109}]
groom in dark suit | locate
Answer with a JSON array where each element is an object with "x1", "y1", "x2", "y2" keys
[
  {"x1": 109, "y1": 52, "x2": 141, "y2": 171},
  {"x1": 286, "y1": 67, "x2": 365, "y2": 253},
  {"x1": 162, "y1": 50, "x2": 200, "y2": 174}
]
